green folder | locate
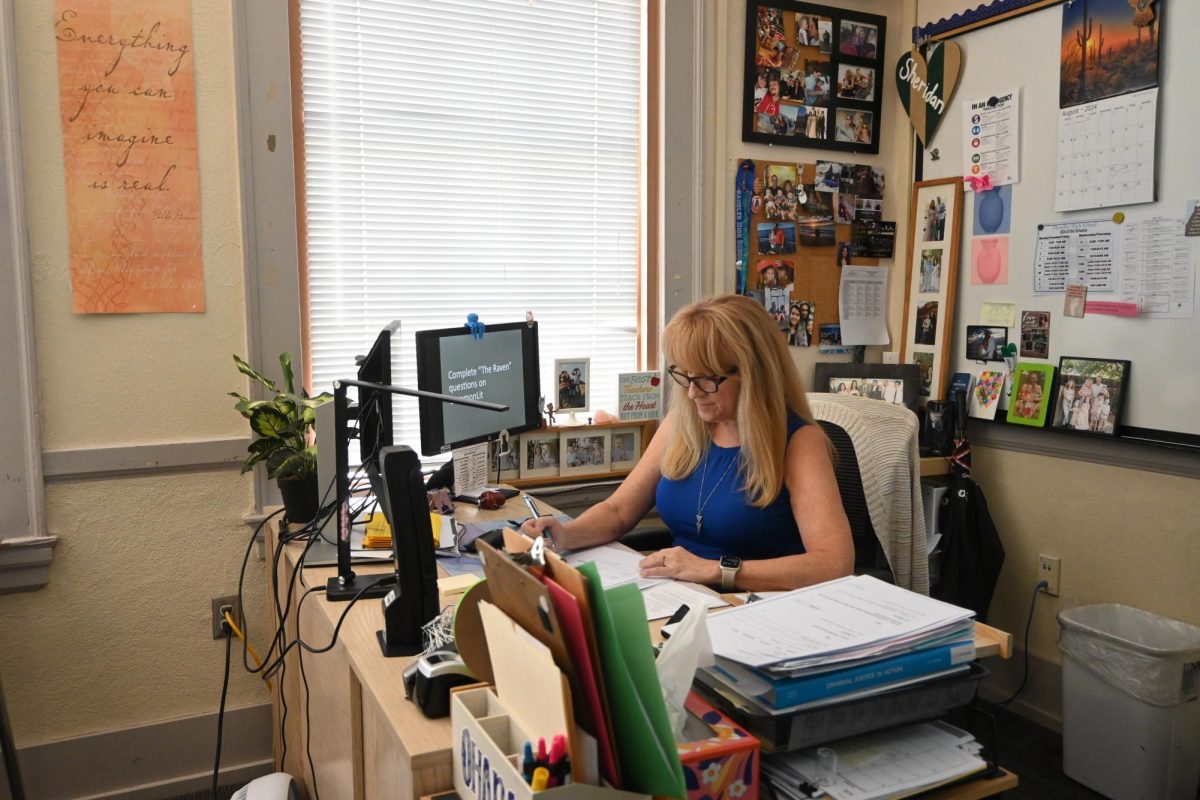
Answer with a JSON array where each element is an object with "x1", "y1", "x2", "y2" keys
[{"x1": 577, "y1": 562, "x2": 685, "y2": 798}]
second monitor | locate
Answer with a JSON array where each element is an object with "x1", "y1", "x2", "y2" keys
[{"x1": 415, "y1": 321, "x2": 541, "y2": 456}]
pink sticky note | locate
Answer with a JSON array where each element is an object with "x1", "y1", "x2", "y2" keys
[{"x1": 1084, "y1": 301, "x2": 1139, "y2": 317}]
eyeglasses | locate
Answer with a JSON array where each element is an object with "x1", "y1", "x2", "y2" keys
[{"x1": 666, "y1": 365, "x2": 738, "y2": 394}]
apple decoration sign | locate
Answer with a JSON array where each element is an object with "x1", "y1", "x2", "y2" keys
[
  {"x1": 895, "y1": 41, "x2": 963, "y2": 146},
  {"x1": 618, "y1": 371, "x2": 663, "y2": 421}
]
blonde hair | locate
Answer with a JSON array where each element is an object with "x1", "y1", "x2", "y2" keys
[{"x1": 661, "y1": 294, "x2": 815, "y2": 507}]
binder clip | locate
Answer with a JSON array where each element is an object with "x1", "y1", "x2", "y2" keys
[{"x1": 465, "y1": 313, "x2": 485, "y2": 340}]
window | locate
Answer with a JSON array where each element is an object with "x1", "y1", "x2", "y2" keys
[{"x1": 296, "y1": 0, "x2": 643, "y2": 453}]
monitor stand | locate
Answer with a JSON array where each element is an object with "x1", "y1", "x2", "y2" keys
[{"x1": 326, "y1": 572, "x2": 395, "y2": 602}]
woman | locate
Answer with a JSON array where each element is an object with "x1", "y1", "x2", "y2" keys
[
  {"x1": 522, "y1": 295, "x2": 853, "y2": 591},
  {"x1": 786, "y1": 301, "x2": 808, "y2": 347}
]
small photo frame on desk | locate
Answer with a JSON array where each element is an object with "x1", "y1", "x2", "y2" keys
[
  {"x1": 519, "y1": 432, "x2": 561, "y2": 480},
  {"x1": 1006, "y1": 362, "x2": 1056, "y2": 427},
  {"x1": 1049, "y1": 356, "x2": 1129, "y2": 437},
  {"x1": 490, "y1": 436, "x2": 521, "y2": 482},
  {"x1": 560, "y1": 430, "x2": 611, "y2": 477},
  {"x1": 965, "y1": 325, "x2": 1008, "y2": 362},
  {"x1": 608, "y1": 426, "x2": 642, "y2": 471},
  {"x1": 554, "y1": 357, "x2": 590, "y2": 414}
]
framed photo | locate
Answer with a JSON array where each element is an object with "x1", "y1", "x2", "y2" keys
[
  {"x1": 519, "y1": 432, "x2": 561, "y2": 480},
  {"x1": 969, "y1": 370, "x2": 1006, "y2": 420},
  {"x1": 744, "y1": 1, "x2": 886, "y2": 153},
  {"x1": 1049, "y1": 357, "x2": 1130, "y2": 437},
  {"x1": 609, "y1": 427, "x2": 643, "y2": 471},
  {"x1": 813, "y1": 363, "x2": 921, "y2": 412},
  {"x1": 901, "y1": 178, "x2": 963, "y2": 405},
  {"x1": 559, "y1": 430, "x2": 611, "y2": 477},
  {"x1": 490, "y1": 435, "x2": 521, "y2": 482},
  {"x1": 554, "y1": 358, "x2": 590, "y2": 414},
  {"x1": 1006, "y1": 363, "x2": 1056, "y2": 427},
  {"x1": 965, "y1": 325, "x2": 1008, "y2": 361}
]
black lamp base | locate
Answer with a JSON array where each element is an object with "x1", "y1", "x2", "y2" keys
[
  {"x1": 376, "y1": 629, "x2": 422, "y2": 658},
  {"x1": 325, "y1": 573, "x2": 395, "y2": 602}
]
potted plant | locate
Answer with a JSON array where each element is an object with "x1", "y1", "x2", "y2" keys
[{"x1": 230, "y1": 352, "x2": 332, "y2": 523}]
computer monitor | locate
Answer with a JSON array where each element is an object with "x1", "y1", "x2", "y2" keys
[
  {"x1": 414, "y1": 321, "x2": 541, "y2": 456},
  {"x1": 355, "y1": 321, "x2": 398, "y2": 464}
]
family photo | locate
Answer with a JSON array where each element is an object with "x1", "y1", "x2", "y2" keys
[
  {"x1": 918, "y1": 248, "x2": 942, "y2": 293},
  {"x1": 756, "y1": 258, "x2": 795, "y2": 289},
  {"x1": 787, "y1": 299, "x2": 815, "y2": 347},
  {"x1": 565, "y1": 434, "x2": 607, "y2": 468},
  {"x1": 838, "y1": 19, "x2": 879, "y2": 58},
  {"x1": 834, "y1": 109, "x2": 873, "y2": 144},
  {"x1": 836, "y1": 64, "x2": 876, "y2": 101},
  {"x1": 757, "y1": 221, "x2": 797, "y2": 254},
  {"x1": 965, "y1": 326, "x2": 1008, "y2": 361},
  {"x1": 1050, "y1": 358, "x2": 1129, "y2": 436},
  {"x1": 829, "y1": 377, "x2": 906, "y2": 404},
  {"x1": 555, "y1": 359, "x2": 589, "y2": 410},
  {"x1": 915, "y1": 300, "x2": 938, "y2": 345},
  {"x1": 922, "y1": 195, "x2": 948, "y2": 241}
]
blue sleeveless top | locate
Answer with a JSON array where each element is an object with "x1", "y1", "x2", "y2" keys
[{"x1": 655, "y1": 415, "x2": 808, "y2": 560}]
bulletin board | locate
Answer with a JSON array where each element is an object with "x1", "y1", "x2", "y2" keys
[
  {"x1": 920, "y1": 0, "x2": 1200, "y2": 439},
  {"x1": 743, "y1": 159, "x2": 882, "y2": 342}
]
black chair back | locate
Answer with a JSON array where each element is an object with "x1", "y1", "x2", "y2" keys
[{"x1": 818, "y1": 420, "x2": 894, "y2": 582}]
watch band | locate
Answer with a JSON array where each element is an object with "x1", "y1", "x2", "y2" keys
[{"x1": 720, "y1": 561, "x2": 739, "y2": 591}]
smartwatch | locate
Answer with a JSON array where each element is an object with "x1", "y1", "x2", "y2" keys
[{"x1": 719, "y1": 555, "x2": 742, "y2": 591}]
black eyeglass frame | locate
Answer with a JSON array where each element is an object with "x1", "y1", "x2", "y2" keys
[{"x1": 665, "y1": 365, "x2": 739, "y2": 394}]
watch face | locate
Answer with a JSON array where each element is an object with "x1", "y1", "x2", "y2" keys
[{"x1": 720, "y1": 555, "x2": 741, "y2": 569}]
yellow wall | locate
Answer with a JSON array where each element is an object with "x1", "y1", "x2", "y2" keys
[{"x1": 1, "y1": 1, "x2": 267, "y2": 744}]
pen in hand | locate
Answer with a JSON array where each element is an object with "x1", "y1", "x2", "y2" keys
[{"x1": 522, "y1": 493, "x2": 543, "y2": 518}]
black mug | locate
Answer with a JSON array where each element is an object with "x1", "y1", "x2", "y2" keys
[{"x1": 921, "y1": 400, "x2": 955, "y2": 456}]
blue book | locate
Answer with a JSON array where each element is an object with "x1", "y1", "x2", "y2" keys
[{"x1": 712, "y1": 639, "x2": 976, "y2": 709}]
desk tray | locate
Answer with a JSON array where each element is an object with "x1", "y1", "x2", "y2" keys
[{"x1": 696, "y1": 663, "x2": 988, "y2": 753}]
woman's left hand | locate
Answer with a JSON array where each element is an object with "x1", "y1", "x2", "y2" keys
[{"x1": 638, "y1": 546, "x2": 721, "y2": 585}]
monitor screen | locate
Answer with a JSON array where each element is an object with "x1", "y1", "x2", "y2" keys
[
  {"x1": 415, "y1": 321, "x2": 540, "y2": 456},
  {"x1": 355, "y1": 322, "x2": 398, "y2": 465}
]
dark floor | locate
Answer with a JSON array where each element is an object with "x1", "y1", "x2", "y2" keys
[{"x1": 946, "y1": 700, "x2": 1107, "y2": 799}]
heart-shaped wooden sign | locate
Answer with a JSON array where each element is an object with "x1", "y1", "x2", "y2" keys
[{"x1": 895, "y1": 42, "x2": 962, "y2": 145}]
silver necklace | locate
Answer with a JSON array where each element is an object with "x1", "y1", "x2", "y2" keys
[{"x1": 696, "y1": 445, "x2": 737, "y2": 534}]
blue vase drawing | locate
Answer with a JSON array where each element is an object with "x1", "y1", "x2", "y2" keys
[{"x1": 977, "y1": 189, "x2": 1004, "y2": 233}]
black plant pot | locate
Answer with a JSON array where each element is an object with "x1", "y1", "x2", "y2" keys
[{"x1": 278, "y1": 474, "x2": 320, "y2": 524}]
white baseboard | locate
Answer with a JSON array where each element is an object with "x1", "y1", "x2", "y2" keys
[{"x1": 2, "y1": 703, "x2": 273, "y2": 800}]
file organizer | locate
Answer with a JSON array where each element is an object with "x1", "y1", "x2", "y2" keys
[
  {"x1": 452, "y1": 685, "x2": 649, "y2": 800},
  {"x1": 699, "y1": 663, "x2": 988, "y2": 752}
]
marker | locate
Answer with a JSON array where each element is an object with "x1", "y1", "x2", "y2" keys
[
  {"x1": 548, "y1": 733, "x2": 569, "y2": 787},
  {"x1": 536, "y1": 735, "x2": 548, "y2": 768},
  {"x1": 531, "y1": 766, "x2": 550, "y2": 791},
  {"x1": 522, "y1": 741, "x2": 535, "y2": 782}
]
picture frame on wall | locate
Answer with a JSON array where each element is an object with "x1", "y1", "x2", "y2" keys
[
  {"x1": 1049, "y1": 357, "x2": 1130, "y2": 437},
  {"x1": 743, "y1": 1, "x2": 886, "y2": 153},
  {"x1": 813, "y1": 362, "x2": 922, "y2": 412},
  {"x1": 901, "y1": 177, "x2": 963, "y2": 405},
  {"x1": 560, "y1": 430, "x2": 611, "y2": 477}
]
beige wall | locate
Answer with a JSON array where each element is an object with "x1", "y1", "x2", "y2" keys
[
  {"x1": 1, "y1": 1, "x2": 267, "y2": 744},
  {"x1": 705, "y1": 0, "x2": 1200, "y2": 726}
]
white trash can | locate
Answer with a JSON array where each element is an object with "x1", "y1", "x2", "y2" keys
[{"x1": 1059, "y1": 604, "x2": 1200, "y2": 800}]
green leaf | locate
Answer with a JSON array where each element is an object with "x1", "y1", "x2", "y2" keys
[
  {"x1": 247, "y1": 438, "x2": 279, "y2": 456},
  {"x1": 250, "y1": 406, "x2": 291, "y2": 438},
  {"x1": 280, "y1": 352, "x2": 296, "y2": 395},
  {"x1": 268, "y1": 448, "x2": 310, "y2": 480},
  {"x1": 233, "y1": 354, "x2": 279, "y2": 392}
]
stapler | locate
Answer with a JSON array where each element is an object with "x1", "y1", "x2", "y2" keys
[{"x1": 402, "y1": 649, "x2": 476, "y2": 718}]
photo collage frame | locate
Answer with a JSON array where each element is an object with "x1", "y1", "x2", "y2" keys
[
  {"x1": 901, "y1": 178, "x2": 963, "y2": 404},
  {"x1": 489, "y1": 423, "x2": 649, "y2": 483},
  {"x1": 744, "y1": 1, "x2": 887, "y2": 153}
]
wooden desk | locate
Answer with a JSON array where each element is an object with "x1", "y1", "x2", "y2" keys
[{"x1": 266, "y1": 498, "x2": 1015, "y2": 800}]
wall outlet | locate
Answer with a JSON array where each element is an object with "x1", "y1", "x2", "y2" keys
[
  {"x1": 1038, "y1": 555, "x2": 1061, "y2": 596},
  {"x1": 211, "y1": 595, "x2": 241, "y2": 639},
  {"x1": 882, "y1": 351, "x2": 900, "y2": 364}
]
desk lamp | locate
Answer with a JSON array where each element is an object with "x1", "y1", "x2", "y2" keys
[{"x1": 326, "y1": 377, "x2": 506, "y2": 601}]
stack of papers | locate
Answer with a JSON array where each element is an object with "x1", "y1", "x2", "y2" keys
[
  {"x1": 698, "y1": 576, "x2": 975, "y2": 712},
  {"x1": 763, "y1": 720, "x2": 987, "y2": 800}
]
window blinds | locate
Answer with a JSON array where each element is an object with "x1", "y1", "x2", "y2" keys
[{"x1": 298, "y1": 0, "x2": 641, "y2": 455}]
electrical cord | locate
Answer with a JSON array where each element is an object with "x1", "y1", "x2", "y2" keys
[
  {"x1": 212, "y1": 627, "x2": 233, "y2": 799},
  {"x1": 996, "y1": 580, "x2": 1049, "y2": 707},
  {"x1": 223, "y1": 611, "x2": 271, "y2": 691},
  {"x1": 298, "y1": 637, "x2": 321, "y2": 800}
]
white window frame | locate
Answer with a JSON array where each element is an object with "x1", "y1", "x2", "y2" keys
[{"x1": 233, "y1": 0, "x2": 705, "y2": 509}]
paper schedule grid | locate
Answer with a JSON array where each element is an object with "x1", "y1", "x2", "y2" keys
[{"x1": 705, "y1": 575, "x2": 973, "y2": 669}]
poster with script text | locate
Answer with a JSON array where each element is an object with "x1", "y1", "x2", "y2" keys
[{"x1": 55, "y1": 0, "x2": 204, "y2": 313}]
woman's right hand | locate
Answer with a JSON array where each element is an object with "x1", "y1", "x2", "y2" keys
[{"x1": 520, "y1": 515, "x2": 569, "y2": 551}]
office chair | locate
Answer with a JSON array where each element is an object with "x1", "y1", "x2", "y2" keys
[{"x1": 818, "y1": 419, "x2": 894, "y2": 583}]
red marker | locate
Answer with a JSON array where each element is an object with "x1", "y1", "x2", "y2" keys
[
  {"x1": 548, "y1": 733, "x2": 569, "y2": 787},
  {"x1": 536, "y1": 735, "x2": 548, "y2": 768}
]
